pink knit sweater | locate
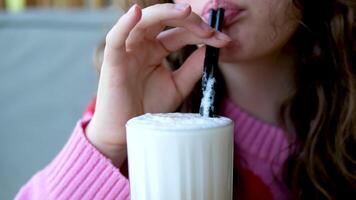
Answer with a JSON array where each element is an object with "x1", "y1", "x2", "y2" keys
[{"x1": 15, "y1": 99, "x2": 293, "y2": 199}]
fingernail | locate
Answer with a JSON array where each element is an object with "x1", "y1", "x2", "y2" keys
[
  {"x1": 175, "y1": 3, "x2": 190, "y2": 11},
  {"x1": 128, "y1": 4, "x2": 137, "y2": 14},
  {"x1": 215, "y1": 31, "x2": 232, "y2": 42}
]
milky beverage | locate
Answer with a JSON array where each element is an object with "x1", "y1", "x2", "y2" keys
[{"x1": 126, "y1": 113, "x2": 233, "y2": 200}]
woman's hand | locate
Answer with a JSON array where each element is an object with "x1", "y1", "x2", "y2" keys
[{"x1": 86, "y1": 3, "x2": 231, "y2": 167}]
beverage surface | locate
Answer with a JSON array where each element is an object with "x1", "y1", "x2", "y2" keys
[{"x1": 126, "y1": 113, "x2": 232, "y2": 130}]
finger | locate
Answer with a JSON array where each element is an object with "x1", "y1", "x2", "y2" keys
[
  {"x1": 105, "y1": 4, "x2": 142, "y2": 50},
  {"x1": 173, "y1": 47, "x2": 206, "y2": 99},
  {"x1": 126, "y1": 3, "x2": 191, "y2": 48},
  {"x1": 126, "y1": 3, "x2": 214, "y2": 47},
  {"x1": 157, "y1": 27, "x2": 231, "y2": 53},
  {"x1": 144, "y1": 9, "x2": 215, "y2": 39}
]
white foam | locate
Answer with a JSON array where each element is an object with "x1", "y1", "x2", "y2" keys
[{"x1": 126, "y1": 113, "x2": 231, "y2": 130}]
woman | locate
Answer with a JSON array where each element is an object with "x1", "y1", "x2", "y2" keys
[{"x1": 16, "y1": 0, "x2": 355, "y2": 199}]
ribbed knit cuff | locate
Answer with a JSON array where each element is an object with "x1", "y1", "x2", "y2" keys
[{"x1": 44, "y1": 115, "x2": 130, "y2": 200}]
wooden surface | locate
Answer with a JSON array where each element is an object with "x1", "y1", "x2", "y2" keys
[
  {"x1": 90, "y1": 0, "x2": 106, "y2": 8},
  {"x1": 27, "y1": 0, "x2": 50, "y2": 7},
  {"x1": 0, "y1": 0, "x2": 108, "y2": 9}
]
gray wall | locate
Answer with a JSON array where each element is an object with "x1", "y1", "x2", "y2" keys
[{"x1": 0, "y1": 9, "x2": 120, "y2": 200}]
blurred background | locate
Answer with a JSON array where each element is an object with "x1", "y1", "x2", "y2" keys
[{"x1": 0, "y1": 0, "x2": 122, "y2": 199}]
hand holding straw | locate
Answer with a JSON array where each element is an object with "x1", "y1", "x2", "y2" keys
[{"x1": 199, "y1": 8, "x2": 225, "y2": 117}]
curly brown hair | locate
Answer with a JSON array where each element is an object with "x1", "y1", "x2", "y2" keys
[
  {"x1": 283, "y1": 0, "x2": 356, "y2": 199},
  {"x1": 95, "y1": 0, "x2": 356, "y2": 199}
]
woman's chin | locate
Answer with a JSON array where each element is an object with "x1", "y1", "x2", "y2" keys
[{"x1": 219, "y1": 44, "x2": 242, "y2": 62}]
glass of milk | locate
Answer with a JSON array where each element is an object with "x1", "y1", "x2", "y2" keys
[{"x1": 126, "y1": 113, "x2": 234, "y2": 200}]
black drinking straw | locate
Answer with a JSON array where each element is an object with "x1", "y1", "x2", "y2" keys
[{"x1": 199, "y1": 8, "x2": 225, "y2": 117}]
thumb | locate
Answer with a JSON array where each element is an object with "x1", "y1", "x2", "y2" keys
[{"x1": 173, "y1": 46, "x2": 205, "y2": 99}]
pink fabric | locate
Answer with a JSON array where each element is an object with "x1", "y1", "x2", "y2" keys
[
  {"x1": 221, "y1": 99, "x2": 293, "y2": 199},
  {"x1": 15, "y1": 99, "x2": 293, "y2": 199},
  {"x1": 15, "y1": 114, "x2": 130, "y2": 200}
]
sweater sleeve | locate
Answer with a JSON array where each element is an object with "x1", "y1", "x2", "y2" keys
[{"x1": 15, "y1": 114, "x2": 130, "y2": 200}]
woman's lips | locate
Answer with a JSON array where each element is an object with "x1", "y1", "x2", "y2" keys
[{"x1": 202, "y1": 1, "x2": 246, "y2": 27}]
